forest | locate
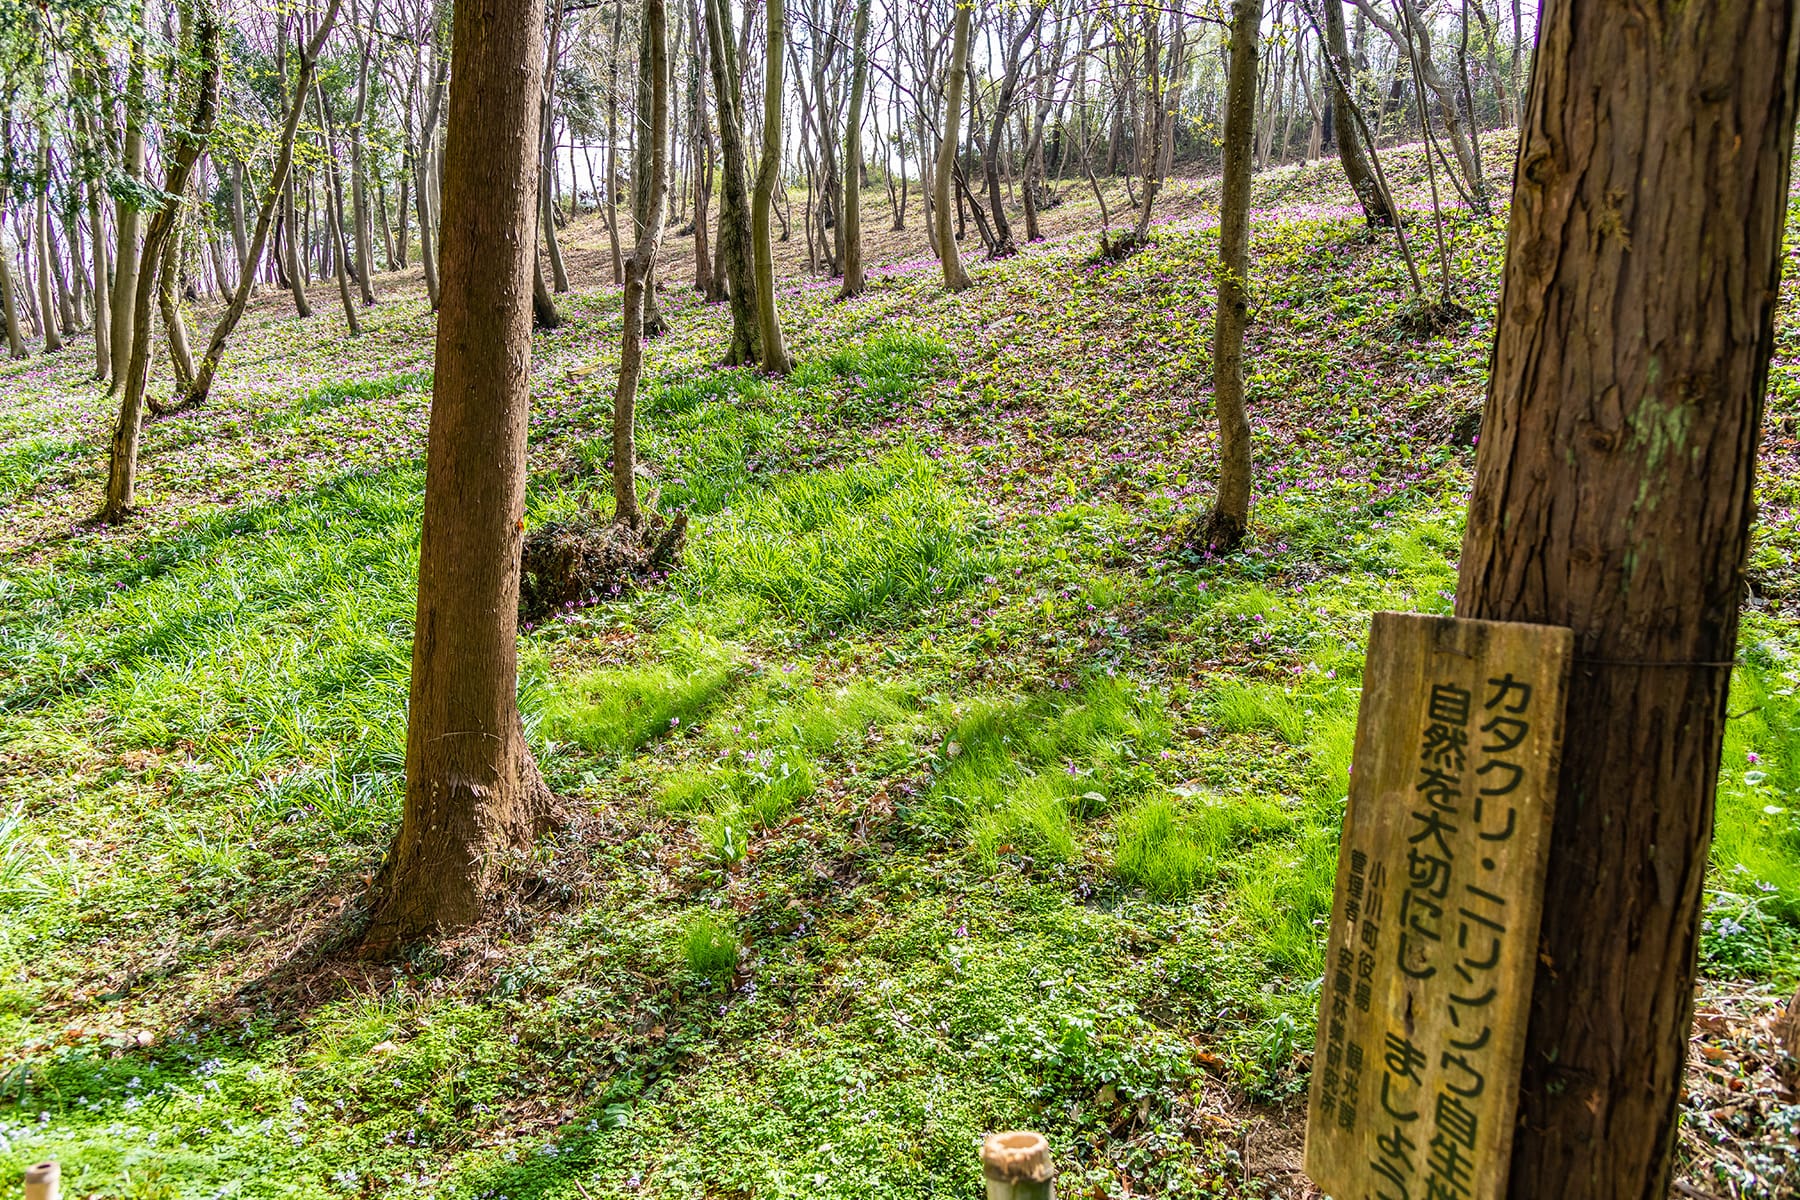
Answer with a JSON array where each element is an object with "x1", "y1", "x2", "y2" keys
[{"x1": 0, "y1": 0, "x2": 1797, "y2": 1197}]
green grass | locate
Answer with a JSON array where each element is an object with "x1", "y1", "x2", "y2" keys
[
  {"x1": 0, "y1": 138, "x2": 1795, "y2": 1197},
  {"x1": 680, "y1": 910, "x2": 741, "y2": 978}
]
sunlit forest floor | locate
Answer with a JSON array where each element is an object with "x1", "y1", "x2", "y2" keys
[{"x1": 2, "y1": 133, "x2": 1797, "y2": 1198}]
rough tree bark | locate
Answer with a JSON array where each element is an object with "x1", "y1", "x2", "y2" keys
[
  {"x1": 615, "y1": 0, "x2": 670, "y2": 527},
  {"x1": 934, "y1": 0, "x2": 974, "y2": 291},
  {"x1": 1453, "y1": 4, "x2": 1800, "y2": 1198},
  {"x1": 360, "y1": 0, "x2": 556, "y2": 955},
  {"x1": 703, "y1": 0, "x2": 761, "y2": 362},
  {"x1": 1201, "y1": 0, "x2": 1263, "y2": 554},
  {"x1": 750, "y1": 0, "x2": 792, "y2": 373}
]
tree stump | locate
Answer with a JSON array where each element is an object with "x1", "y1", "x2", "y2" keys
[
  {"x1": 24, "y1": 1161, "x2": 59, "y2": 1200},
  {"x1": 981, "y1": 1131, "x2": 1054, "y2": 1200}
]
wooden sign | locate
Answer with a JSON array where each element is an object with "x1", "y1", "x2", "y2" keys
[{"x1": 1304, "y1": 612, "x2": 1572, "y2": 1200}]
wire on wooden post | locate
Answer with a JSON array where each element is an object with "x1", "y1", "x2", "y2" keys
[
  {"x1": 24, "y1": 1161, "x2": 60, "y2": 1200},
  {"x1": 981, "y1": 1130, "x2": 1054, "y2": 1200}
]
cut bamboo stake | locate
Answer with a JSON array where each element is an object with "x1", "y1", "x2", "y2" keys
[
  {"x1": 981, "y1": 1130, "x2": 1054, "y2": 1200},
  {"x1": 24, "y1": 1161, "x2": 59, "y2": 1200}
]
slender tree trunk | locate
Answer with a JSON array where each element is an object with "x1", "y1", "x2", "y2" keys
[
  {"x1": 704, "y1": 0, "x2": 760, "y2": 362},
  {"x1": 605, "y1": 0, "x2": 625, "y2": 286},
  {"x1": 935, "y1": 0, "x2": 974, "y2": 291},
  {"x1": 1201, "y1": 0, "x2": 1263, "y2": 554},
  {"x1": 838, "y1": 0, "x2": 872, "y2": 297},
  {"x1": 1317, "y1": 0, "x2": 1394, "y2": 226},
  {"x1": 0, "y1": 228, "x2": 24, "y2": 359},
  {"x1": 315, "y1": 87, "x2": 364, "y2": 335},
  {"x1": 350, "y1": 27, "x2": 378, "y2": 304},
  {"x1": 100, "y1": 0, "x2": 221, "y2": 524},
  {"x1": 229, "y1": 158, "x2": 250, "y2": 269},
  {"x1": 632, "y1": 1, "x2": 666, "y2": 335},
  {"x1": 35, "y1": 141, "x2": 63, "y2": 353},
  {"x1": 750, "y1": 0, "x2": 792, "y2": 373},
  {"x1": 172, "y1": 0, "x2": 343, "y2": 413},
  {"x1": 416, "y1": 49, "x2": 447, "y2": 309},
  {"x1": 157, "y1": 223, "x2": 195, "y2": 386},
  {"x1": 110, "y1": 11, "x2": 149, "y2": 390},
  {"x1": 616, "y1": 0, "x2": 670, "y2": 527},
  {"x1": 86, "y1": 155, "x2": 111, "y2": 374},
  {"x1": 688, "y1": 0, "x2": 719, "y2": 301},
  {"x1": 280, "y1": 174, "x2": 312, "y2": 316},
  {"x1": 360, "y1": 0, "x2": 555, "y2": 956},
  {"x1": 1455, "y1": 5, "x2": 1800, "y2": 1198},
  {"x1": 541, "y1": 0, "x2": 571, "y2": 294}
]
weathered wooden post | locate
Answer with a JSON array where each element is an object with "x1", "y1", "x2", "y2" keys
[
  {"x1": 982, "y1": 1130, "x2": 1055, "y2": 1200},
  {"x1": 1303, "y1": 612, "x2": 1572, "y2": 1200},
  {"x1": 23, "y1": 1161, "x2": 59, "y2": 1200}
]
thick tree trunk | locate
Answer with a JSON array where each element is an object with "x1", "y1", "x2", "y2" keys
[
  {"x1": 100, "y1": 0, "x2": 221, "y2": 524},
  {"x1": 1454, "y1": 4, "x2": 1800, "y2": 1198},
  {"x1": 361, "y1": 0, "x2": 555, "y2": 955},
  {"x1": 750, "y1": 0, "x2": 791, "y2": 374},
  {"x1": 703, "y1": 0, "x2": 760, "y2": 362},
  {"x1": 1201, "y1": 0, "x2": 1262, "y2": 554},
  {"x1": 616, "y1": 0, "x2": 670, "y2": 527},
  {"x1": 935, "y1": 0, "x2": 974, "y2": 291},
  {"x1": 838, "y1": 0, "x2": 871, "y2": 297}
]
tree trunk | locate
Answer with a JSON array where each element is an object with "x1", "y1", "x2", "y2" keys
[
  {"x1": 416, "y1": 48, "x2": 448, "y2": 309},
  {"x1": 1201, "y1": 0, "x2": 1262, "y2": 554},
  {"x1": 173, "y1": 0, "x2": 343, "y2": 413},
  {"x1": 229, "y1": 157, "x2": 250, "y2": 269},
  {"x1": 616, "y1": 0, "x2": 670, "y2": 527},
  {"x1": 632, "y1": 0, "x2": 666, "y2": 336},
  {"x1": 540, "y1": 0, "x2": 571, "y2": 294},
  {"x1": 838, "y1": 0, "x2": 871, "y2": 297},
  {"x1": 361, "y1": 0, "x2": 556, "y2": 955},
  {"x1": 157, "y1": 223, "x2": 195, "y2": 386},
  {"x1": 100, "y1": 0, "x2": 221, "y2": 524},
  {"x1": 935, "y1": 0, "x2": 974, "y2": 291},
  {"x1": 0, "y1": 223, "x2": 24, "y2": 359},
  {"x1": 687, "y1": 0, "x2": 719, "y2": 300},
  {"x1": 703, "y1": 0, "x2": 760, "y2": 362},
  {"x1": 315, "y1": 87, "x2": 364, "y2": 335},
  {"x1": 349, "y1": 22, "x2": 378, "y2": 304},
  {"x1": 34, "y1": 141, "x2": 63, "y2": 354},
  {"x1": 110, "y1": 10, "x2": 150, "y2": 390},
  {"x1": 1454, "y1": 4, "x2": 1800, "y2": 1198},
  {"x1": 1319, "y1": 0, "x2": 1393, "y2": 225},
  {"x1": 280, "y1": 173, "x2": 312, "y2": 316},
  {"x1": 750, "y1": 0, "x2": 792, "y2": 373},
  {"x1": 605, "y1": 0, "x2": 626, "y2": 286}
]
